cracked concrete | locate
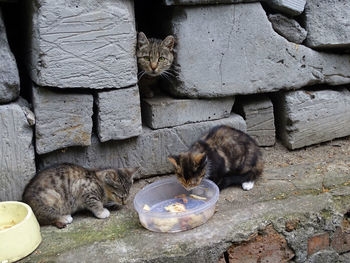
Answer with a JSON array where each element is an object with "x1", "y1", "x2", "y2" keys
[{"x1": 22, "y1": 137, "x2": 350, "y2": 262}]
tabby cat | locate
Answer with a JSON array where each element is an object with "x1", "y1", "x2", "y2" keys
[
  {"x1": 136, "y1": 32, "x2": 175, "y2": 98},
  {"x1": 22, "y1": 163, "x2": 137, "y2": 228},
  {"x1": 168, "y1": 125, "x2": 263, "y2": 191}
]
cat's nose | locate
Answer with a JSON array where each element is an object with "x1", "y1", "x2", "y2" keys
[{"x1": 150, "y1": 62, "x2": 157, "y2": 70}]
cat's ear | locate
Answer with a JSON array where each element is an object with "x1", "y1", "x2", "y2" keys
[
  {"x1": 193, "y1": 153, "x2": 207, "y2": 167},
  {"x1": 125, "y1": 167, "x2": 139, "y2": 181},
  {"x1": 138, "y1": 32, "x2": 149, "y2": 49},
  {"x1": 161, "y1": 35, "x2": 175, "y2": 51},
  {"x1": 168, "y1": 155, "x2": 179, "y2": 167}
]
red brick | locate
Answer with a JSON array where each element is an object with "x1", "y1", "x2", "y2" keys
[
  {"x1": 307, "y1": 233, "x2": 330, "y2": 255},
  {"x1": 224, "y1": 225, "x2": 294, "y2": 263},
  {"x1": 331, "y1": 225, "x2": 350, "y2": 253}
]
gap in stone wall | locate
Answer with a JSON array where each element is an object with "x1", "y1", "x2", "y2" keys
[{"x1": 1, "y1": 1, "x2": 32, "y2": 101}]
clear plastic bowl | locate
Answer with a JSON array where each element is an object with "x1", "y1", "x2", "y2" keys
[{"x1": 134, "y1": 177, "x2": 219, "y2": 232}]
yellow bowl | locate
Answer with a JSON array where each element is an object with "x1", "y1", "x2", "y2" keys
[{"x1": 0, "y1": 201, "x2": 42, "y2": 262}]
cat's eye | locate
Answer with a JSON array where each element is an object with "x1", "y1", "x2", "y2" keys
[
  {"x1": 159, "y1": 57, "x2": 166, "y2": 62},
  {"x1": 143, "y1": 56, "x2": 150, "y2": 61}
]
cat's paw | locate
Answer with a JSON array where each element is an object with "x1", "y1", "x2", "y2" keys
[
  {"x1": 242, "y1": 181, "x2": 254, "y2": 191},
  {"x1": 59, "y1": 215, "x2": 73, "y2": 224},
  {"x1": 95, "y1": 208, "x2": 110, "y2": 219}
]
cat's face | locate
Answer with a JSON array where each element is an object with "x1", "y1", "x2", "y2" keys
[
  {"x1": 137, "y1": 32, "x2": 175, "y2": 77},
  {"x1": 97, "y1": 168, "x2": 137, "y2": 205},
  {"x1": 168, "y1": 153, "x2": 207, "y2": 190}
]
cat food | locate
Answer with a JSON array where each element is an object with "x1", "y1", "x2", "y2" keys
[
  {"x1": 143, "y1": 204, "x2": 151, "y2": 211},
  {"x1": 0, "y1": 220, "x2": 16, "y2": 231},
  {"x1": 134, "y1": 177, "x2": 219, "y2": 233},
  {"x1": 164, "y1": 202, "x2": 186, "y2": 213},
  {"x1": 189, "y1": 194, "x2": 207, "y2": 200}
]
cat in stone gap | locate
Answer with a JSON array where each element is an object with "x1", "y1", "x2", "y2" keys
[
  {"x1": 168, "y1": 125, "x2": 263, "y2": 191},
  {"x1": 22, "y1": 163, "x2": 137, "y2": 228},
  {"x1": 136, "y1": 32, "x2": 175, "y2": 98}
]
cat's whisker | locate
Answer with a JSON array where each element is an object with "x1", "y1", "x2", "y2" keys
[{"x1": 138, "y1": 71, "x2": 146, "y2": 80}]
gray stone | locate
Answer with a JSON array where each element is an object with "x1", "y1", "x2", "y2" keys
[
  {"x1": 238, "y1": 95, "x2": 275, "y2": 146},
  {"x1": 0, "y1": 9, "x2": 20, "y2": 104},
  {"x1": 274, "y1": 88, "x2": 350, "y2": 150},
  {"x1": 307, "y1": 250, "x2": 339, "y2": 263},
  {"x1": 264, "y1": 0, "x2": 306, "y2": 16},
  {"x1": 165, "y1": 3, "x2": 350, "y2": 98},
  {"x1": 25, "y1": 0, "x2": 137, "y2": 89},
  {"x1": 303, "y1": 0, "x2": 350, "y2": 49},
  {"x1": 33, "y1": 86, "x2": 93, "y2": 155},
  {"x1": 162, "y1": 0, "x2": 256, "y2": 5},
  {"x1": 0, "y1": 100, "x2": 36, "y2": 201},
  {"x1": 38, "y1": 114, "x2": 246, "y2": 178},
  {"x1": 142, "y1": 95, "x2": 235, "y2": 129},
  {"x1": 96, "y1": 86, "x2": 142, "y2": 142},
  {"x1": 268, "y1": 14, "x2": 307, "y2": 44}
]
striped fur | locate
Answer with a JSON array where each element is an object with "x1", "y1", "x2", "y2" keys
[
  {"x1": 168, "y1": 125, "x2": 264, "y2": 190},
  {"x1": 136, "y1": 32, "x2": 175, "y2": 98},
  {"x1": 22, "y1": 164, "x2": 137, "y2": 228}
]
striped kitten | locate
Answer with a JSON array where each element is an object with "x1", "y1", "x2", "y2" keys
[
  {"x1": 23, "y1": 163, "x2": 137, "y2": 228},
  {"x1": 136, "y1": 32, "x2": 175, "y2": 98},
  {"x1": 168, "y1": 125, "x2": 263, "y2": 191}
]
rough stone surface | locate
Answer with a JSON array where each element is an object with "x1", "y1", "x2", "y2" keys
[
  {"x1": 330, "y1": 224, "x2": 350, "y2": 254},
  {"x1": 0, "y1": 100, "x2": 36, "y2": 201},
  {"x1": 97, "y1": 86, "x2": 142, "y2": 142},
  {"x1": 142, "y1": 96, "x2": 234, "y2": 129},
  {"x1": 225, "y1": 225, "x2": 294, "y2": 262},
  {"x1": 38, "y1": 114, "x2": 246, "y2": 178},
  {"x1": 274, "y1": 88, "x2": 350, "y2": 150},
  {"x1": 236, "y1": 95, "x2": 275, "y2": 146},
  {"x1": 307, "y1": 250, "x2": 339, "y2": 263},
  {"x1": 33, "y1": 86, "x2": 93, "y2": 155},
  {"x1": 166, "y1": 3, "x2": 350, "y2": 98},
  {"x1": 0, "y1": 9, "x2": 20, "y2": 104},
  {"x1": 307, "y1": 233, "x2": 330, "y2": 255},
  {"x1": 21, "y1": 138, "x2": 350, "y2": 263},
  {"x1": 304, "y1": 0, "x2": 350, "y2": 49},
  {"x1": 162, "y1": 0, "x2": 256, "y2": 5},
  {"x1": 25, "y1": 0, "x2": 137, "y2": 89},
  {"x1": 265, "y1": 0, "x2": 306, "y2": 16},
  {"x1": 268, "y1": 13, "x2": 307, "y2": 44}
]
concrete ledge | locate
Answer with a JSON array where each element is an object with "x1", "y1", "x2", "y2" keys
[{"x1": 22, "y1": 139, "x2": 350, "y2": 263}]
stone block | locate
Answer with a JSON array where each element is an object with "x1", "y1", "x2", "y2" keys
[
  {"x1": 96, "y1": 86, "x2": 142, "y2": 142},
  {"x1": 0, "y1": 101, "x2": 36, "y2": 201},
  {"x1": 264, "y1": 0, "x2": 306, "y2": 16},
  {"x1": 33, "y1": 86, "x2": 93, "y2": 155},
  {"x1": 0, "y1": 9, "x2": 19, "y2": 104},
  {"x1": 304, "y1": 0, "x2": 350, "y2": 49},
  {"x1": 268, "y1": 14, "x2": 307, "y2": 44},
  {"x1": 307, "y1": 233, "x2": 330, "y2": 255},
  {"x1": 165, "y1": 3, "x2": 350, "y2": 98},
  {"x1": 142, "y1": 95, "x2": 234, "y2": 129},
  {"x1": 274, "y1": 88, "x2": 350, "y2": 150},
  {"x1": 162, "y1": 0, "x2": 256, "y2": 5},
  {"x1": 237, "y1": 95, "x2": 275, "y2": 146},
  {"x1": 38, "y1": 114, "x2": 246, "y2": 178},
  {"x1": 25, "y1": 0, "x2": 137, "y2": 89}
]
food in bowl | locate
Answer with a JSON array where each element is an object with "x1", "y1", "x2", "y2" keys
[{"x1": 134, "y1": 177, "x2": 219, "y2": 232}]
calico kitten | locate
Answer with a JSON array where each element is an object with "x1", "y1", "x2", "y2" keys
[
  {"x1": 136, "y1": 32, "x2": 175, "y2": 98},
  {"x1": 168, "y1": 125, "x2": 263, "y2": 191},
  {"x1": 22, "y1": 163, "x2": 137, "y2": 228}
]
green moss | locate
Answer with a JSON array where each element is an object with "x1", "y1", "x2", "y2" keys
[{"x1": 25, "y1": 213, "x2": 141, "y2": 261}]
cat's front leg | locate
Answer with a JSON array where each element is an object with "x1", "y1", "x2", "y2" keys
[
  {"x1": 85, "y1": 199, "x2": 110, "y2": 219},
  {"x1": 242, "y1": 181, "x2": 255, "y2": 191}
]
